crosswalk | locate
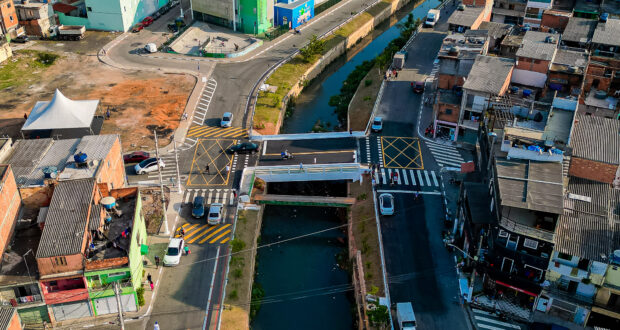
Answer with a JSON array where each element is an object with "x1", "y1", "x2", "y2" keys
[
  {"x1": 472, "y1": 309, "x2": 523, "y2": 330},
  {"x1": 187, "y1": 126, "x2": 248, "y2": 139},
  {"x1": 192, "y1": 78, "x2": 217, "y2": 126},
  {"x1": 147, "y1": 153, "x2": 179, "y2": 182},
  {"x1": 183, "y1": 188, "x2": 236, "y2": 206},
  {"x1": 373, "y1": 167, "x2": 439, "y2": 187},
  {"x1": 425, "y1": 142, "x2": 464, "y2": 169},
  {"x1": 175, "y1": 223, "x2": 232, "y2": 245}
]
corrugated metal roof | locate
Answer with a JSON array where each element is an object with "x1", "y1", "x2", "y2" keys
[
  {"x1": 448, "y1": 6, "x2": 484, "y2": 28},
  {"x1": 516, "y1": 31, "x2": 558, "y2": 61},
  {"x1": 89, "y1": 204, "x2": 102, "y2": 231},
  {"x1": 36, "y1": 179, "x2": 95, "y2": 258},
  {"x1": 463, "y1": 55, "x2": 514, "y2": 94},
  {"x1": 562, "y1": 17, "x2": 597, "y2": 44},
  {"x1": 0, "y1": 308, "x2": 15, "y2": 330},
  {"x1": 592, "y1": 18, "x2": 620, "y2": 47},
  {"x1": 6, "y1": 139, "x2": 53, "y2": 184},
  {"x1": 570, "y1": 114, "x2": 620, "y2": 164}
]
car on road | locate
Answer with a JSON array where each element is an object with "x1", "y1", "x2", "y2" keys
[
  {"x1": 124, "y1": 151, "x2": 150, "y2": 163},
  {"x1": 221, "y1": 112, "x2": 233, "y2": 127},
  {"x1": 412, "y1": 81, "x2": 424, "y2": 93},
  {"x1": 132, "y1": 23, "x2": 144, "y2": 33},
  {"x1": 207, "y1": 203, "x2": 223, "y2": 225},
  {"x1": 228, "y1": 142, "x2": 259, "y2": 154},
  {"x1": 142, "y1": 16, "x2": 154, "y2": 27},
  {"x1": 144, "y1": 43, "x2": 157, "y2": 53},
  {"x1": 134, "y1": 157, "x2": 165, "y2": 175},
  {"x1": 396, "y1": 302, "x2": 417, "y2": 330},
  {"x1": 11, "y1": 35, "x2": 29, "y2": 43},
  {"x1": 192, "y1": 196, "x2": 205, "y2": 218},
  {"x1": 164, "y1": 238, "x2": 184, "y2": 266},
  {"x1": 371, "y1": 117, "x2": 383, "y2": 132},
  {"x1": 379, "y1": 193, "x2": 394, "y2": 215}
]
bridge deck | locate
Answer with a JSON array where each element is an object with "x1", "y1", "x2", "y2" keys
[{"x1": 253, "y1": 194, "x2": 356, "y2": 206}]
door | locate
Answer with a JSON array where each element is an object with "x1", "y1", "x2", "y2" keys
[
  {"x1": 52, "y1": 301, "x2": 92, "y2": 321},
  {"x1": 501, "y1": 257, "x2": 514, "y2": 273},
  {"x1": 18, "y1": 305, "x2": 50, "y2": 324},
  {"x1": 94, "y1": 294, "x2": 137, "y2": 316}
]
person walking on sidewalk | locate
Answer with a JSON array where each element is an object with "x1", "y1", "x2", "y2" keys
[
  {"x1": 205, "y1": 164, "x2": 210, "y2": 174},
  {"x1": 147, "y1": 273, "x2": 152, "y2": 283},
  {"x1": 225, "y1": 165, "x2": 230, "y2": 174},
  {"x1": 150, "y1": 281, "x2": 154, "y2": 291},
  {"x1": 154, "y1": 255, "x2": 160, "y2": 268},
  {"x1": 154, "y1": 321, "x2": 160, "y2": 330}
]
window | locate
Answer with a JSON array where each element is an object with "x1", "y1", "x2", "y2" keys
[
  {"x1": 506, "y1": 234, "x2": 518, "y2": 251},
  {"x1": 557, "y1": 252, "x2": 572, "y2": 260},
  {"x1": 498, "y1": 229, "x2": 509, "y2": 238},
  {"x1": 54, "y1": 256, "x2": 67, "y2": 266},
  {"x1": 523, "y1": 238, "x2": 538, "y2": 250},
  {"x1": 501, "y1": 257, "x2": 514, "y2": 273},
  {"x1": 7, "y1": 3, "x2": 11, "y2": 8},
  {"x1": 87, "y1": 7, "x2": 92, "y2": 12},
  {"x1": 524, "y1": 265, "x2": 543, "y2": 281},
  {"x1": 445, "y1": 108, "x2": 452, "y2": 115},
  {"x1": 9, "y1": 15, "x2": 13, "y2": 22}
]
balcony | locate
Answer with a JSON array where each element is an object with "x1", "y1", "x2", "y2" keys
[
  {"x1": 546, "y1": 282, "x2": 594, "y2": 305},
  {"x1": 6, "y1": 294, "x2": 43, "y2": 307},
  {"x1": 499, "y1": 216, "x2": 555, "y2": 242},
  {"x1": 89, "y1": 279, "x2": 133, "y2": 292},
  {"x1": 461, "y1": 119, "x2": 480, "y2": 131}
]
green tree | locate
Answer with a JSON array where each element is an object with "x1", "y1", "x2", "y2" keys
[
  {"x1": 367, "y1": 305, "x2": 389, "y2": 326},
  {"x1": 299, "y1": 34, "x2": 325, "y2": 62}
]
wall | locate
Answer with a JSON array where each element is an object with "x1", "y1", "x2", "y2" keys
[
  {"x1": 605, "y1": 264, "x2": 620, "y2": 288},
  {"x1": 36, "y1": 253, "x2": 85, "y2": 277},
  {"x1": 240, "y1": 0, "x2": 271, "y2": 34},
  {"x1": 274, "y1": 0, "x2": 314, "y2": 29},
  {"x1": 192, "y1": 0, "x2": 233, "y2": 22},
  {"x1": 569, "y1": 157, "x2": 618, "y2": 184},
  {"x1": 516, "y1": 57, "x2": 550, "y2": 74},
  {"x1": 438, "y1": 73, "x2": 466, "y2": 90},
  {"x1": 511, "y1": 67, "x2": 547, "y2": 88},
  {"x1": 58, "y1": 0, "x2": 168, "y2": 32},
  {"x1": 6, "y1": 310, "x2": 21, "y2": 330},
  {"x1": 0, "y1": 0, "x2": 18, "y2": 34},
  {"x1": 85, "y1": 267, "x2": 133, "y2": 299},
  {"x1": 0, "y1": 166, "x2": 20, "y2": 260},
  {"x1": 96, "y1": 136, "x2": 126, "y2": 190},
  {"x1": 127, "y1": 189, "x2": 146, "y2": 291},
  {"x1": 18, "y1": 185, "x2": 53, "y2": 209},
  {"x1": 39, "y1": 277, "x2": 89, "y2": 305},
  {"x1": 541, "y1": 12, "x2": 570, "y2": 31},
  {"x1": 0, "y1": 42, "x2": 11, "y2": 64}
]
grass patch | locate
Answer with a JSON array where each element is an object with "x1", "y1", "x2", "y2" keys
[
  {"x1": 334, "y1": 12, "x2": 374, "y2": 38},
  {"x1": 0, "y1": 50, "x2": 60, "y2": 90},
  {"x1": 366, "y1": 1, "x2": 392, "y2": 17}
]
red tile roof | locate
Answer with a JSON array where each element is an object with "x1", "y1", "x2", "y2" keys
[{"x1": 52, "y1": 3, "x2": 77, "y2": 15}]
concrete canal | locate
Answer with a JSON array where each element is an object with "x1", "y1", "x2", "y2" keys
[{"x1": 282, "y1": 0, "x2": 439, "y2": 133}]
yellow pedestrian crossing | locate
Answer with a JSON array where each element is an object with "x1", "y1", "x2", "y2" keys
[
  {"x1": 187, "y1": 126, "x2": 248, "y2": 139},
  {"x1": 175, "y1": 223, "x2": 232, "y2": 245}
]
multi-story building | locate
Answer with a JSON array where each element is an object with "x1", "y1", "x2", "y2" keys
[
  {"x1": 0, "y1": 166, "x2": 20, "y2": 260},
  {"x1": 15, "y1": 1, "x2": 56, "y2": 37},
  {"x1": 191, "y1": 0, "x2": 273, "y2": 34},
  {"x1": 492, "y1": 0, "x2": 526, "y2": 25},
  {"x1": 448, "y1": 0, "x2": 493, "y2": 31},
  {"x1": 540, "y1": 9, "x2": 572, "y2": 32},
  {"x1": 523, "y1": 0, "x2": 553, "y2": 28},
  {"x1": 561, "y1": 17, "x2": 597, "y2": 49},
  {"x1": 0, "y1": 0, "x2": 18, "y2": 37},
  {"x1": 512, "y1": 31, "x2": 558, "y2": 89},
  {"x1": 591, "y1": 247, "x2": 620, "y2": 328},
  {"x1": 573, "y1": 0, "x2": 600, "y2": 19},
  {"x1": 548, "y1": 48, "x2": 588, "y2": 96}
]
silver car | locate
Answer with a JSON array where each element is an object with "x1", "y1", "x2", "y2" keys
[
  {"x1": 221, "y1": 112, "x2": 233, "y2": 127},
  {"x1": 371, "y1": 117, "x2": 383, "y2": 132},
  {"x1": 379, "y1": 193, "x2": 394, "y2": 216},
  {"x1": 207, "y1": 203, "x2": 223, "y2": 225}
]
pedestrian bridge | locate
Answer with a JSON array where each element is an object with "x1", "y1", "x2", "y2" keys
[{"x1": 253, "y1": 194, "x2": 356, "y2": 207}]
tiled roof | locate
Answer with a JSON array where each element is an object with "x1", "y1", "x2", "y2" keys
[
  {"x1": 516, "y1": 31, "x2": 557, "y2": 61},
  {"x1": 570, "y1": 114, "x2": 620, "y2": 165},
  {"x1": 36, "y1": 179, "x2": 95, "y2": 258},
  {"x1": 592, "y1": 18, "x2": 620, "y2": 47},
  {"x1": 463, "y1": 55, "x2": 514, "y2": 94},
  {"x1": 0, "y1": 308, "x2": 15, "y2": 330},
  {"x1": 562, "y1": 17, "x2": 597, "y2": 44}
]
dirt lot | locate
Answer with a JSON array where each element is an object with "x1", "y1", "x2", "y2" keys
[{"x1": 0, "y1": 34, "x2": 195, "y2": 150}]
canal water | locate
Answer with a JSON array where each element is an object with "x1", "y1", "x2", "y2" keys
[{"x1": 282, "y1": 0, "x2": 439, "y2": 133}]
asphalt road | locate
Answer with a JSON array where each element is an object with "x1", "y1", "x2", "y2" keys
[{"x1": 259, "y1": 138, "x2": 357, "y2": 165}]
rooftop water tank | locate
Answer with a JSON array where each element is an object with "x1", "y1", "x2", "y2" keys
[
  {"x1": 101, "y1": 196, "x2": 116, "y2": 210},
  {"x1": 42, "y1": 166, "x2": 58, "y2": 179},
  {"x1": 74, "y1": 152, "x2": 87, "y2": 164}
]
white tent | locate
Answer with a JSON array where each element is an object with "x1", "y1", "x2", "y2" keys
[{"x1": 22, "y1": 89, "x2": 99, "y2": 131}]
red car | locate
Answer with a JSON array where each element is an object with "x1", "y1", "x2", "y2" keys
[
  {"x1": 142, "y1": 16, "x2": 154, "y2": 27},
  {"x1": 412, "y1": 81, "x2": 425, "y2": 94},
  {"x1": 124, "y1": 151, "x2": 150, "y2": 163},
  {"x1": 132, "y1": 23, "x2": 144, "y2": 33}
]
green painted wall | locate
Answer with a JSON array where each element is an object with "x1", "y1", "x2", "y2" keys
[
  {"x1": 239, "y1": 0, "x2": 272, "y2": 34},
  {"x1": 128, "y1": 190, "x2": 147, "y2": 292}
]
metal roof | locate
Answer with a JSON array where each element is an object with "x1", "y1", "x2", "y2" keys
[
  {"x1": 551, "y1": 48, "x2": 588, "y2": 68},
  {"x1": 463, "y1": 55, "x2": 514, "y2": 94},
  {"x1": 89, "y1": 204, "x2": 102, "y2": 231},
  {"x1": 562, "y1": 17, "x2": 597, "y2": 44},
  {"x1": 36, "y1": 179, "x2": 95, "y2": 258},
  {"x1": 478, "y1": 21, "x2": 513, "y2": 39},
  {"x1": 592, "y1": 18, "x2": 620, "y2": 47},
  {"x1": 516, "y1": 31, "x2": 558, "y2": 61},
  {"x1": 495, "y1": 158, "x2": 564, "y2": 215},
  {"x1": 570, "y1": 114, "x2": 620, "y2": 165},
  {"x1": 448, "y1": 6, "x2": 484, "y2": 28},
  {"x1": 0, "y1": 308, "x2": 15, "y2": 330}
]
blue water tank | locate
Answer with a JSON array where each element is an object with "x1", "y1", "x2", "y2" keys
[
  {"x1": 42, "y1": 166, "x2": 58, "y2": 179},
  {"x1": 74, "y1": 152, "x2": 87, "y2": 163},
  {"x1": 101, "y1": 196, "x2": 116, "y2": 210}
]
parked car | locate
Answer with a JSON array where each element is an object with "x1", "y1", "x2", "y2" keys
[
  {"x1": 221, "y1": 112, "x2": 233, "y2": 127},
  {"x1": 228, "y1": 142, "x2": 259, "y2": 154},
  {"x1": 11, "y1": 35, "x2": 29, "y2": 43},
  {"x1": 192, "y1": 196, "x2": 205, "y2": 218},
  {"x1": 134, "y1": 158, "x2": 165, "y2": 175},
  {"x1": 371, "y1": 117, "x2": 383, "y2": 132},
  {"x1": 124, "y1": 151, "x2": 150, "y2": 163},
  {"x1": 167, "y1": 23, "x2": 178, "y2": 32},
  {"x1": 207, "y1": 203, "x2": 223, "y2": 225},
  {"x1": 379, "y1": 193, "x2": 394, "y2": 215},
  {"x1": 164, "y1": 238, "x2": 184, "y2": 266},
  {"x1": 144, "y1": 43, "x2": 157, "y2": 53},
  {"x1": 142, "y1": 16, "x2": 154, "y2": 27},
  {"x1": 132, "y1": 23, "x2": 144, "y2": 33},
  {"x1": 396, "y1": 302, "x2": 417, "y2": 330},
  {"x1": 412, "y1": 81, "x2": 424, "y2": 93}
]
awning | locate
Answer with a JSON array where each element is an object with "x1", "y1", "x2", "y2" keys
[
  {"x1": 140, "y1": 244, "x2": 149, "y2": 256},
  {"x1": 495, "y1": 280, "x2": 538, "y2": 297}
]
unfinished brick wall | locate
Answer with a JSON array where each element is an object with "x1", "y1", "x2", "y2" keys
[
  {"x1": 438, "y1": 74, "x2": 466, "y2": 90},
  {"x1": 541, "y1": 13, "x2": 570, "y2": 31},
  {"x1": 0, "y1": 166, "x2": 20, "y2": 261},
  {"x1": 569, "y1": 157, "x2": 618, "y2": 184}
]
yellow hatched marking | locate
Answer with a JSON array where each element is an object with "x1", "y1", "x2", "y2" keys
[
  {"x1": 176, "y1": 223, "x2": 191, "y2": 231},
  {"x1": 199, "y1": 224, "x2": 231, "y2": 244},
  {"x1": 187, "y1": 225, "x2": 219, "y2": 244},
  {"x1": 220, "y1": 237, "x2": 231, "y2": 244},
  {"x1": 209, "y1": 229, "x2": 231, "y2": 244},
  {"x1": 183, "y1": 224, "x2": 209, "y2": 240}
]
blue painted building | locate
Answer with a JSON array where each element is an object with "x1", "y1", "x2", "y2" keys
[{"x1": 274, "y1": 0, "x2": 314, "y2": 29}]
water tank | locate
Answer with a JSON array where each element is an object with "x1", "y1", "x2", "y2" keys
[
  {"x1": 74, "y1": 152, "x2": 87, "y2": 164},
  {"x1": 600, "y1": 13, "x2": 609, "y2": 22},
  {"x1": 101, "y1": 196, "x2": 116, "y2": 210},
  {"x1": 612, "y1": 250, "x2": 620, "y2": 265},
  {"x1": 42, "y1": 166, "x2": 58, "y2": 179},
  {"x1": 595, "y1": 90, "x2": 608, "y2": 99}
]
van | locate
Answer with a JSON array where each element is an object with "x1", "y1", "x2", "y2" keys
[
  {"x1": 425, "y1": 9, "x2": 440, "y2": 27},
  {"x1": 396, "y1": 302, "x2": 416, "y2": 330},
  {"x1": 145, "y1": 43, "x2": 157, "y2": 53}
]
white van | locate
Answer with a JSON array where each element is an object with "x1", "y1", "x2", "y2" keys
[
  {"x1": 396, "y1": 302, "x2": 417, "y2": 330},
  {"x1": 144, "y1": 43, "x2": 157, "y2": 53}
]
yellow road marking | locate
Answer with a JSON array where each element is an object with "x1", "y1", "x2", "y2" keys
[
  {"x1": 188, "y1": 126, "x2": 218, "y2": 136},
  {"x1": 187, "y1": 225, "x2": 219, "y2": 244},
  {"x1": 176, "y1": 223, "x2": 191, "y2": 231},
  {"x1": 381, "y1": 137, "x2": 424, "y2": 169},
  {"x1": 209, "y1": 229, "x2": 231, "y2": 244},
  {"x1": 187, "y1": 139, "x2": 236, "y2": 186},
  {"x1": 184, "y1": 223, "x2": 199, "y2": 233},
  {"x1": 183, "y1": 224, "x2": 209, "y2": 240},
  {"x1": 199, "y1": 224, "x2": 231, "y2": 244},
  {"x1": 220, "y1": 237, "x2": 231, "y2": 244},
  {"x1": 264, "y1": 150, "x2": 355, "y2": 156}
]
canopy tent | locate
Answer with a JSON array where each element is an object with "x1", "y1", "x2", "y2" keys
[{"x1": 22, "y1": 89, "x2": 99, "y2": 132}]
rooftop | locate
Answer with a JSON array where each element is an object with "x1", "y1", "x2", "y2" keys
[
  {"x1": 555, "y1": 177, "x2": 620, "y2": 262},
  {"x1": 463, "y1": 55, "x2": 514, "y2": 94},
  {"x1": 438, "y1": 32, "x2": 488, "y2": 60},
  {"x1": 0, "y1": 308, "x2": 15, "y2": 330},
  {"x1": 36, "y1": 179, "x2": 95, "y2": 259},
  {"x1": 550, "y1": 48, "x2": 588, "y2": 74},
  {"x1": 439, "y1": 90, "x2": 463, "y2": 105},
  {"x1": 584, "y1": 89, "x2": 618, "y2": 110},
  {"x1": 562, "y1": 17, "x2": 598, "y2": 44},
  {"x1": 463, "y1": 182, "x2": 494, "y2": 224},
  {"x1": 501, "y1": 35, "x2": 523, "y2": 48},
  {"x1": 0, "y1": 209, "x2": 42, "y2": 286},
  {"x1": 570, "y1": 114, "x2": 620, "y2": 165},
  {"x1": 601, "y1": 0, "x2": 620, "y2": 15},
  {"x1": 274, "y1": 0, "x2": 313, "y2": 9},
  {"x1": 516, "y1": 31, "x2": 558, "y2": 61},
  {"x1": 541, "y1": 105, "x2": 575, "y2": 146},
  {"x1": 448, "y1": 6, "x2": 485, "y2": 28},
  {"x1": 592, "y1": 18, "x2": 620, "y2": 47},
  {"x1": 574, "y1": 0, "x2": 601, "y2": 14},
  {"x1": 478, "y1": 21, "x2": 513, "y2": 39},
  {"x1": 495, "y1": 158, "x2": 564, "y2": 214},
  {"x1": 5, "y1": 135, "x2": 118, "y2": 187}
]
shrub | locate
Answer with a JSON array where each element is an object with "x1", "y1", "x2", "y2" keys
[
  {"x1": 229, "y1": 290, "x2": 238, "y2": 300},
  {"x1": 231, "y1": 239, "x2": 246, "y2": 253},
  {"x1": 367, "y1": 305, "x2": 389, "y2": 325},
  {"x1": 357, "y1": 193, "x2": 367, "y2": 201},
  {"x1": 233, "y1": 268, "x2": 243, "y2": 279},
  {"x1": 300, "y1": 34, "x2": 325, "y2": 62},
  {"x1": 136, "y1": 287, "x2": 146, "y2": 306},
  {"x1": 250, "y1": 283, "x2": 265, "y2": 320},
  {"x1": 365, "y1": 79, "x2": 373, "y2": 87},
  {"x1": 36, "y1": 52, "x2": 59, "y2": 66},
  {"x1": 369, "y1": 285, "x2": 379, "y2": 296}
]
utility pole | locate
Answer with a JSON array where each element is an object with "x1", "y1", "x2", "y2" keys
[
  {"x1": 467, "y1": 232, "x2": 485, "y2": 303},
  {"x1": 174, "y1": 141, "x2": 182, "y2": 194},
  {"x1": 154, "y1": 131, "x2": 169, "y2": 235},
  {"x1": 114, "y1": 282, "x2": 125, "y2": 330}
]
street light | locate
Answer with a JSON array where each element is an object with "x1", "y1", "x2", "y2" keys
[
  {"x1": 446, "y1": 243, "x2": 477, "y2": 261},
  {"x1": 23, "y1": 249, "x2": 33, "y2": 281}
]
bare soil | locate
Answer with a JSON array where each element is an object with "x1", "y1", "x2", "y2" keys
[
  {"x1": 0, "y1": 48, "x2": 194, "y2": 150},
  {"x1": 141, "y1": 187, "x2": 170, "y2": 234},
  {"x1": 348, "y1": 64, "x2": 383, "y2": 131}
]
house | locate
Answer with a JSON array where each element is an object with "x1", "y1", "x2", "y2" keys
[
  {"x1": 540, "y1": 9, "x2": 572, "y2": 32},
  {"x1": 15, "y1": 1, "x2": 56, "y2": 37},
  {"x1": 0, "y1": 166, "x2": 20, "y2": 260},
  {"x1": 191, "y1": 0, "x2": 273, "y2": 34},
  {"x1": 478, "y1": 21, "x2": 512, "y2": 51},
  {"x1": 522, "y1": 0, "x2": 554, "y2": 28},
  {"x1": 0, "y1": 37, "x2": 11, "y2": 64},
  {"x1": 548, "y1": 48, "x2": 588, "y2": 96},
  {"x1": 0, "y1": 308, "x2": 22, "y2": 330},
  {"x1": 274, "y1": 0, "x2": 314, "y2": 30},
  {"x1": 456, "y1": 55, "x2": 514, "y2": 141},
  {"x1": 4, "y1": 134, "x2": 126, "y2": 208},
  {"x1": 592, "y1": 241, "x2": 620, "y2": 328},
  {"x1": 561, "y1": 17, "x2": 597, "y2": 49},
  {"x1": 53, "y1": 0, "x2": 170, "y2": 32},
  {"x1": 0, "y1": 0, "x2": 18, "y2": 36},
  {"x1": 511, "y1": 31, "x2": 558, "y2": 89},
  {"x1": 568, "y1": 114, "x2": 620, "y2": 186},
  {"x1": 573, "y1": 0, "x2": 600, "y2": 20},
  {"x1": 448, "y1": 6, "x2": 487, "y2": 31},
  {"x1": 491, "y1": 0, "x2": 526, "y2": 25}
]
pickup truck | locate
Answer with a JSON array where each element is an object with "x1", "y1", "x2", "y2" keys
[
  {"x1": 425, "y1": 9, "x2": 440, "y2": 27},
  {"x1": 396, "y1": 302, "x2": 417, "y2": 330},
  {"x1": 49, "y1": 25, "x2": 85, "y2": 40}
]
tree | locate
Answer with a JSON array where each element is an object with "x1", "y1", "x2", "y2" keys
[{"x1": 300, "y1": 34, "x2": 325, "y2": 62}]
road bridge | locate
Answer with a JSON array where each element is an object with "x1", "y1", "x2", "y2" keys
[{"x1": 253, "y1": 194, "x2": 356, "y2": 207}]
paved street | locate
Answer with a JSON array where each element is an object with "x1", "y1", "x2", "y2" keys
[{"x1": 259, "y1": 138, "x2": 357, "y2": 165}]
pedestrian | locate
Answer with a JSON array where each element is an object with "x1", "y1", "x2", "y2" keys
[
  {"x1": 150, "y1": 281, "x2": 154, "y2": 291},
  {"x1": 299, "y1": 163, "x2": 303, "y2": 170},
  {"x1": 147, "y1": 273, "x2": 152, "y2": 283},
  {"x1": 23, "y1": 113, "x2": 27, "y2": 120},
  {"x1": 154, "y1": 321, "x2": 160, "y2": 330},
  {"x1": 232, "y1": 189, "x2": 237, "y2": 199},
  {"x1": 205, "y1": 164, "x2": 210, "y2": 174},
  {"x1": 180, "y1": 227, "x2": 185, "y2": 238},
  {"x1": 106, "y1": 108, "x2": 111, "y2": 120},
  {"x1": 154, "y1": 255, "x2": 160, "y2": 268},
  {"x1": 395, "y1": 71, "x2": 398, "y2": 78},
  {"x1": 349, "y1": 129, "x2": 352, "y2": 135},
  {"x1": 184, "y1": 246, "x2": 191, "y2": 255}
]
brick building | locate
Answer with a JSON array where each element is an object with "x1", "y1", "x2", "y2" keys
[
  {"x1": 540, "y1": 9, "x2": 571, "y2": 32},
  {"x1": 0, "y1": 0, "x2": 18, "y2": 36},
  {"x1": 512, "y1": 31, "x2": 558, "y2": 89},
  {"x1": 0, "y1": 166, "x2": 20, "y2": 260},
  {"x1": 0, "y1": 308, "x2": 22, "y2": 330},
  {"x1": 15, "y1": 1, "x2": 56, "y2": 37}
]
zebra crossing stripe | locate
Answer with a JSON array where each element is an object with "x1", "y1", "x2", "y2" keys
[
  {"x1": 475, "y1": 316, "x2": 521, "y2": 329},
  {"x1": 214, "y1": 190, "x2": 220, "y2": 203},
  {"x1": 395, "y1": 169, "x2": 401, "y2": 184},
  {"x1": 207, "y1": 190, "x2": 213, "y2": 204},
  {"x1": 374, "y1": 171, "x2": 379, "y2": 184},
  {"x1": 382, "y1": 169, "x2": 387, "y2": 185},
  {"x1": 184, "y1": 191, "x2": 191, "y2": 203},
  {"x1": 409, "y1": 170, "x2": 416, "y2": 185},
  {"x1": 403, "y1": 170, "x2": 409, "y2": 185},
  {"x1": 424, "y1": 170, "x2": 431, "y2": 186},
  {"x1": 387, "y1": 169, "x2": 392, "y2": 182},
  {"x1": 229, "y1": 193, "x2": 235, "y2": 206},
  {"x1": 431, "y1": 171, "x2": 439, "y2": 186},
  {"x1": 417, "y1": 170, "x2": 424, "y2": 186}
]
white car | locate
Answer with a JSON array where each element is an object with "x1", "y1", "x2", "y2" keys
[
  {"x1": 134, "y1": 158, "x2": 165, "y2": 175},
  {"x1": 221, "y1": 112, "x2": 233, "y2": 127},
  {"x1": 163, "y1": 238, "x2": 184, "y2": 266},
  {"x1": 207, "y1": 203, "x2": 223, "y2": 225},
  {"x1": 144, "y1": 43, "x2": 157, "y2": 53},
  {"x1": 379, "y1": 193, "x2": 394, "y2": 215},
  {"x1": 371, "y1": 117, "x2": 383, "y2": 132}
]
